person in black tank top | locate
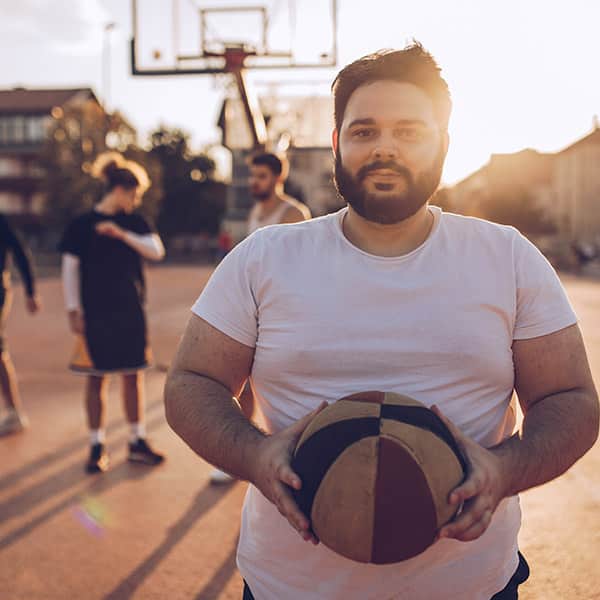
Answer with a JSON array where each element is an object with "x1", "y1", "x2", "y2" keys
[{"x1": 59, "y1": 152, "x2": 167, "y2": 473}]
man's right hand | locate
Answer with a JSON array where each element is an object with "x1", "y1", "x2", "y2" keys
[
  {"x1": 68, "y1": 310, "x2": 85, "y2": 334},
  {"x1": 250, "y1": 403, "x2": 327, "y2": 544}
]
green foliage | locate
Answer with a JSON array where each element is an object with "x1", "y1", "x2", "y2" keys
[
  {"x1": 39, "y1": 101, "x2": 105, "y2": 229},
  {"x1": 149, "y1": 126, "x2": 227, "y2": 237},
  {"x1": 39, "y1": 113, "x2": 226, "y2": 239},
  {"x1": 38, "y1": 101, "x2": 162, "y2": 231},
  {"x1": 121, "y1": 146, "x2": 163, "y2": 226}
]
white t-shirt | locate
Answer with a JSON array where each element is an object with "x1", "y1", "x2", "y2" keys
[{"x1": 192, "y1": 206, "x2": 577, "y2": 600}]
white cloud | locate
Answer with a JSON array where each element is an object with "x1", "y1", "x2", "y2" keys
[{"x1": 0, "y1": 0, "x2": 108, "y2": 52}]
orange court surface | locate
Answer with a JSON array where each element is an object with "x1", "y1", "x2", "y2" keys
[{"x1": 1, "y1": 265, "x2": 599, "y2": 599}]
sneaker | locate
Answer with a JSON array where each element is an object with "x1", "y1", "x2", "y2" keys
[
  {"x1": 210, "y1": 468, "x2": 235, "y2": 484},
  {"x1": 0, "y1": 412, "x2": 29, "y2": 436},
  {"x1": 128, "y1": 438, "x2": 165, "y2": 466},
  {"x1": 85, "y1": 443, "x2": 109, "y2": 474}
]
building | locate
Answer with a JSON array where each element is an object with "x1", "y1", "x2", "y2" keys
[
  {"x1": 217, "y1": 94, "x2": 342, "y2": 241},
  {"x1": 553, "y1": 123, "x2": 600, "y2": 242},
  {"x1": 0, "y1": 88, "x2": 96, "y2": 219},
  {"x1": 446, "y1": 122, "x2": 600, "y2": 272},
  {"x1": 0, "y1": 87, "x2": 136, "y2": 227},
  {"x1": 449, "y1": 148, "x2": 556, "y2": 223},
  {"x1": 449, "y1": 121, "x2": 600, "y2": 244}
]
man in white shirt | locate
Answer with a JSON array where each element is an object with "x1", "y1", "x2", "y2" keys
[
  {"x1": 246, "y1": 153, "x2": 311, "y2": 235},
  {"x1": 164, "y1": 43, "x2": 599, "y2": 599}
]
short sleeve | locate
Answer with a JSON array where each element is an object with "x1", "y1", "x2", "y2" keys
[
  {"x1": 128, "y1": 214, "x2": 153, "y2": 235},
  {"x1": 513, "y1": 233, "x2": 577, "y2": 340},
  {"x1": 58, "y1": 218, "x2": 85, "y2": 257},
  {"x1": 191, "y1": 235, "x2": 259, "y2": 347}
]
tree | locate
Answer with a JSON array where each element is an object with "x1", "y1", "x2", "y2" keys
[
  {"x1": 149, "y1": 126, "x2": 227, "y2": 239},
  {"x1": 39, "y1": 101, "x2": 162, "y2": 233}
]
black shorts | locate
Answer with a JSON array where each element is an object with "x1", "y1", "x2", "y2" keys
[
  {"x1": 71, "y1": 305, "x2": 150, "y2": 374},
  {"x1": 242, "y1": 552, "x2": 530, "y2": 600}
]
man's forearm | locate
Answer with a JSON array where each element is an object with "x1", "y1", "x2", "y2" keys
[
  {"x1": 492, "y1": 389, "x2": 599, "y2": 498},
  {"x1": 122, "y1": 232, "x2": 165, "y2": 261},
  {"x1": 164, "y1": 369, "x2": 266, "y2": 480}
]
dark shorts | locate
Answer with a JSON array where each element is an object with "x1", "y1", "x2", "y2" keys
[
  {"x1": 74, "y1": 305, "x2": 149, "y2": 374},
  {"x1": 242, "y1": 552, "x2": 530, "y2": 600}
]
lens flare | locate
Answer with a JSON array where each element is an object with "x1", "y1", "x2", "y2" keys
[{"x1": 71, "y1": 496, "x2": 111, "y2": 537}]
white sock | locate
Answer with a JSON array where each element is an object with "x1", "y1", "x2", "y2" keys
[
  {"x1": 130, "y1": 422, "x2": 146, "y2": 442},
  {"x1": 90, "y1": 429, "x2": 106, "y2": 445}
]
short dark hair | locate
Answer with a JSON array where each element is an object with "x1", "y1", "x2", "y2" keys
[
  {"x1": 91, "y1": 151, "x2": 150, "y2": 193},
  {"x1": 250, "y1": 152, "x2": 288, "y2": 178},
  {"x1": 332, "y1": 42, "x2": 451, "y2": 133}
]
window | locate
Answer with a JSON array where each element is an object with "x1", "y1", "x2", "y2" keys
[
  {"x1": 0, "y1": 158, "x2": 21, "y2": 176},
  {"x1": 26, "y1": 116, "x2": 46, "y2": 142},
  {"x1": 0, "y1": 116, "x2": 28, "y2": 145},
  {"x1": 12, "y1": 116, "x2": 25, "y2": 143},
  {"x1": 0, "y1": 117, "x2": 7, "y2": 144}
]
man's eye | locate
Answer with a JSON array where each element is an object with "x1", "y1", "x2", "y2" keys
[
  {"x1": 397, "y1": 128, "x2": 422, "y2": 141},
  {"x1": 353, "y1": 129, "x2": 375, "y2": 138}
]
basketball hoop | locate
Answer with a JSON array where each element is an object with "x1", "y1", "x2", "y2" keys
[{"x1": 221, "y1": 45, "x2": 256, "y2": 73}]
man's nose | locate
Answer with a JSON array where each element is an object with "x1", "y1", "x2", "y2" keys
[{"x1": 372, "y1": 136, "x2": 399, "y2": 161}]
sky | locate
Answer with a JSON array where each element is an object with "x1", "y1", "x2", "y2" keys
[{"x1": 1, "y1": 0, "x2": 599, "y2": 184}]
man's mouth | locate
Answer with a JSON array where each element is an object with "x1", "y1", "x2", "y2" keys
[
  {"x1": 373, "y1": 182, "x2": 396, "y2": 191},
  {"x1": 367, "y1": 169, "x2": 403, "y2": 178}
]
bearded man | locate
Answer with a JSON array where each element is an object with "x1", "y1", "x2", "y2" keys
[{"x1": 164, "y1": 43, "x2": 598, "y2": 600}]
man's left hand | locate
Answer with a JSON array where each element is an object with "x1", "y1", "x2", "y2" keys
[
  {"x1": 433, "y1": 405, "x2": 511, "y2": 542},
  {"x1": 95, "y1": 221, "x2": 125, "y2": 240}
]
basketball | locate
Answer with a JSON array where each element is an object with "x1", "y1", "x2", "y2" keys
[{"x1": 291, "y1": 391, "x2": 467, "y2": 564}]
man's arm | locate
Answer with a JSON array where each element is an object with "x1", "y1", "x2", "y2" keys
[
  {"x1": 280, "y1": 202, "x2": 311, "y2": 224},
  {"x1": 95, "y1": 222, "x2": 165, "y2": 261},
  {"x1": 438, "y1": 323, "x2": 599, "y2": 541},
  {"x1": 61, "y1": 253, "x2": 84, "y2": 334},
  {"x1": 164, "y1": 314, "x2": 259, "y2": 473},
  {"x1": 164, "y1": 314, "x2": 322, "y2": 542},
  {"x1": 4, "y1": 219, "x2": 40, "y2": 311}
]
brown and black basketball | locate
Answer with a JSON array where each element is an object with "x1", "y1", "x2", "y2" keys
[{"x1": 291, "y1": 391, "x2": 467, "y2": 564}]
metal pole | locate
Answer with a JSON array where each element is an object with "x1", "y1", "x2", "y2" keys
[
  {"x1": 102, "y1": 22, "x2": 116, "y2": 112},
  {"x1": 232, "y1": 66, "x2": 267, "y2": 150}
]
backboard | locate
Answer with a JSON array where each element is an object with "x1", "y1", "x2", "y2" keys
[{"x1": 131, "y1": 0, "x2": 338, "y2": 76}]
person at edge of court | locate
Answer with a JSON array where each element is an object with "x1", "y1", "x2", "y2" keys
[
  {"x1": 210, "y1": 152, "x2": 311, "y2": 485},
  {"x1": 0, "y1": 214, "x2": 41, "y2": 436},
  {"x1": 59, "y1": 152, "x2": 166, "y2": 474},
  {"x1": 164, "y1": 43, "x2": 599, "y2": 600}
]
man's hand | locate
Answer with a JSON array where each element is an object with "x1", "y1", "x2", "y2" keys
[
  {"x1": 250, "y1": 403, "x2": 327, "y2": 544},
  {"x1": 26, "y1": 294, "x2": 41, "y2": 314},
  {"x1": 95, "y1": 221, "x2": 125, "y2": 240},
  {"x1": 68, "y1": 309, "x2": 85, "y2": 334},
  {"x1": 433, "y1": 405, "x2": 510, "y2": 542}
]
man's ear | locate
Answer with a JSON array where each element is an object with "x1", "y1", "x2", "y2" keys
[{"x1": 332, "y1": 128, "x2": 339, "y2": 155}]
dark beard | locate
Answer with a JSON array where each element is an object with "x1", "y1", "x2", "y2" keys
[
  {"x1": 333, "y1": 149, "x2": 444, "y2": 225},
  {"x1": 251, "y1": 190, "x2": 270, "y2": 202}
]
